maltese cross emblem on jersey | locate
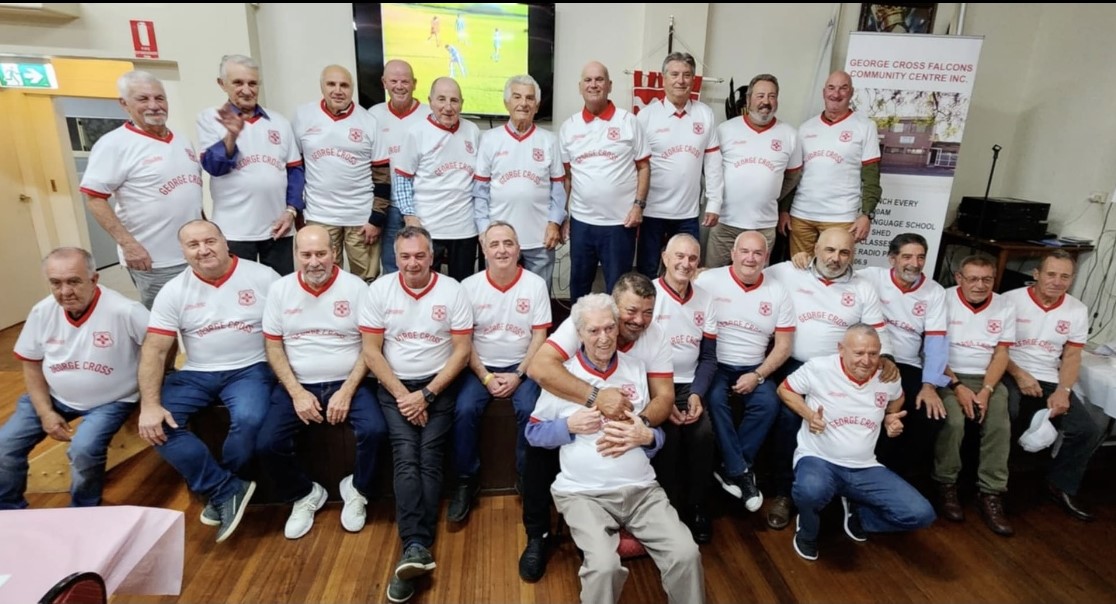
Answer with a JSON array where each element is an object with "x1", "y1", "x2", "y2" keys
[
  {"x1": 987, "y1": 319, "x2": 1001, "y2": 334},
  {"x1": 516, "y1": 298, "x2": 530, "y2": 314},
  {"x1": 334, "y1": 301, "x2": 350, "y2": 318},
  {"x1": 93, "y1": 331, "x2": 114, "y2": 348},
  {"x1": 1056, "y1": 320, "x2": 1070, "y2": 335},
  {"x1": 607, "y1": 127, "x2": 620, "y2": 141},
  {"x1": 693, "y1": 311, "x2": 704, "y2": 327},
  {"x1": 841, "y1": 292, "x2": 856, "y2": 307},
  {"x1": 432, "y1": 305, "x2": 447, "y2": 321},
  {"x1": 839, "y1": 130, "x2": 852, "y2": 143},
  {"x1": 875, "y1": 392, "x2": 888, "y2": 408},
  {"x1": 913, "y1": 301, "x2": 927, "y2": 317},
  {"x1": 759, "y1": 301, "x2": 772, "y2": 317},
  {"x1": 771, "y1": 139, "x2": 782, "y2": 152},
  {"x1": 693, "y1": 123, "x2": 704, "y2": 135},
  {"x1": 349, "y1": 128, "x2": 363, "y2": 143},
  {"x1": 268, "y1": 130, "x2": 281, "y2": 145},
  {"x1": 238, "y1": 289, "x2": 256, "y2": 306},
  {"x1": 532, "y1": 148, "x2": 544, "y2": 162}
]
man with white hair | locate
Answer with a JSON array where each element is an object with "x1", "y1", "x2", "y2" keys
[
  {"x1": 527, "y1": 293, "x2": 704, "y2": 604},
  {"x1": 82, "y1": 70, "x2": 203, "y2": 309},
  {"x1": 197, "y1": 54, "x2": 303, "y2": 275}
]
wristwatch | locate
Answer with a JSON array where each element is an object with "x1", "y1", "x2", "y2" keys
[
  {"x1": 633, "y1": 199, "x2": 646, "y2": 210},
  {"x1": 585, "y1": 386, "x2": 600, "y2": 408},
  {"x1": 638, "y1": 414, "x2": 651, "y2": 428},
  {"x1": 948, "y1": 379, "x2": 962, "y2": 391},
  {"x1": 421, "y1": 387, "x2": 436, "y2": 404},
  {"x1": 753, "y1": 371, "x2": 765, "y2": 385},
  {"x1": 515, "y1": 368, "x2": 526, "y2": 380}
]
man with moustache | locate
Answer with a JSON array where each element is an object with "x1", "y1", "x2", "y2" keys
[
  {"x1": 0, "y1": 248, "x2": 148, "y2": 510},
  {"x1": 360, "y1": 226, "x2": 472, "y2": 603},
  {"x1": 474, "y1": 74, "x2": 566, "y2": 288},
  {"x1": 293, "y1": 65, "x2": 388, "y2": 282},
  {"x1": 137, "y1": 220, "x2": 281, "y2": 543},
  {"x1": 635, "y1": 52, "x2": 723, "y2": 278},
  {"x1": 560, "y1": 61, "x2": 651, "y2": 300},
  {"x1": 707, "y1": 74, "x2": 802, "y2": 267},
  {"x1": 371, "y1": 59, "x2": 431, "y2": 275},
  {"x1": 392, "y1": 77, "x2": 480, "y2": 282},
  {"x1": 650, "y1": 234, "x2": 717, "y2": 542},
  {"x1": 451, "y1": 222, "x2": 551, "y2": 524},
  {"x1": 197, "y1": 54, "x2": 303, "y2": 275},
  {"x1": 779, "y1": 324, "x2": 934, "y2": 561},
  {"x1": 783, "y1": 70, "x2": 881, "y2": 255},
  {"x1": 1003, "y1": 250, "x2": 1104, "y2": 521},
  {"x1": 82, "y1": 70, "x2": 203, "y2": 309},
  {"x1": 255, "y1": 226, "x2": 386, "y2": 539},
  {"x1": 696, "y1": 231, "x2": 795, "y2": 515}
]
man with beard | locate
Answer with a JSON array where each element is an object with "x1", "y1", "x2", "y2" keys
[
  {"x1": 706, "y1": 73, "x2": 801, "y2": 267},
  {"x1": 255, "y1": 226, "x2": 386, "y2": 539}
]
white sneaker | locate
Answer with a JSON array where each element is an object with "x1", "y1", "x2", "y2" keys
[
  {"x1": 284, "y1": 482, "x2": 327, "y2": 540},
  {"x1": 339, "y1": 474, "x2": 368, "y2": 532}
]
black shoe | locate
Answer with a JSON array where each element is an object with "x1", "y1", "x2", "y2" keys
[
  {"x1": 395, "y1": 543, "x2": 436, "y2": 580},
  {"x1": 688, "y1": 506, "x2": 713, "y2": 544},
  {"x1": 793, "y1": 516, "x2": 818, "y2": 561},
  {"x1": 1048, "y1": 485, "x2": 1095, "y2": 522},
  {"x1": 841, "y1": 497, "x2": 867, "y2": 542},
  {"x1": 738, "y1": 470, "x2": 764, "y2": 512},
  {"x1": 447, "y1": 476, "x2": 480, "y2": 523},
  {"x1": 518, "y1": 536, "x2": 548, "y2": 582}
]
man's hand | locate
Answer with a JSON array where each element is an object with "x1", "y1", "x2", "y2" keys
[
  {"x1": 544, "y1": 222, "x2": 562, "y2": 250},
  {"x1": 39, "y1": 411, "x2": 72, "y2": 442},
  {"x1": 561, "y1": 218, "x2": 571, "y2": 243},
  {"x1": 271, "y1": 211, "x2": 295, "y2": 239},
  {"x1": 1013, "y1": 370, "x2": 1043, "y2": 398},
  {"x1": 488, "y1": 372, "x2": 519, "y2": 399},
  {"x1": 122, "y1": 241, "x2": 153, "y2": 272},
  {"x1": 292, "y1": 388, "x2": 324, "y2": 425},
  {"x1": 683, "y1": 393, "x2": 704, "y2": 424},
  {"x1": 916, "y1": 383, "x2": 946, "y2": 420},
  {"x1": 325, "y1": 388, "x2": 353, "y2": 425},
  {"x1": 778, "y1": 211, "x2": 792, "y2": 236},
  {"x1": 216, "y1": 105, "x2": 246, "y2": 138},
  {"x1": 668, "y1": 404, "x2": 686, "y2": 426},
  {"x1": 702, "y1": 212, "x2": 719, "y2": 228},
  {"x1": 594, "y1": 387, "x2": 633, "y2": 421},
  {"x1": 396, "y1": 390, "x2": 428, "y2": 426},
  {"x1": 362, "y1": 224, "x2": 381, "y2": 245},
  {"x1": 808, "y1": 405, "x2": 826, "y2": 434},
  {"x1": 880, "y1": 358, "x2": 900, "y2": 383},
  {"x1": 884, "y1": 409, "x2": 907, "y2": 437},
  {"x1": 623, "y1": 205, "x2": 643, "y2": 229},
  {"x1": 138, "y1": 405, "x2": 178, "y2": 446},
  {"x1": 596, "y1": 410, "x2": 653, "y2": 458},
  {"x1": 732, "y1": 372, "x2": 761, "y2": 395},
  {"x1": 403, "y1": 215, "x2": 423, "y2": 228},
  {"x1": 791, "y1": 252, "x2": 812, "y2": 270},
  {"x1": 567, "y1": 407, "x2": 602, "y2": 435},
  {"x1": 955, "y1": 383, "x2": 980, "y2": 420},
  {"x1": 849, "y1": 215, "x2": 871, "y2": 242},
  {"x1": 1047, "y1": 388, "x2": 1071, "y2": 418}
]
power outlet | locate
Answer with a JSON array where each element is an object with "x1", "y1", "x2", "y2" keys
[{"x1": 1088, "y1": 191, "x2": 1108, "y2": 204}]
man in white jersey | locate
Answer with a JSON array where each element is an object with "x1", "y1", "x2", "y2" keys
[
  {"x1": 360, "y1": 226, "x2": 472, "y2": 604},
  {"x1": 520, "y1": 271, "x2": 674, "y2": 582},
  {"x1": 374, "y1": 60, "x2": 432, "y2": 276},
  {"x1": 764, "y1": 227, "x2": 895, "y2": 530},
  {"x1": 474, "y1": 74, "x2": 566, "y2": 289},
  {"x1": 392, "y1": 77, "x2": 480, "y2": 282},
  {"x1": 635, "y1": 52, "x2": 723, "y2": 278},
  {"x1": 707, "y1": 73, "x2": 802, "y2": 267},
  {"x1": 650, "y1": 234, "x2": 717, "y2": 543},
  {"x1": 1003, "y1": 250, "x2": 1104, "y2": 521},
  {"x1": 783, "y1": 71, "x2": 882, "y2": 256},
  {"x1": 526, "y1": 293, "x2": 704, "y2": 604},
  {"x1": 82, "y1": 70, "x2": 203, "y2": 309},
  {"x1": 697, "y1": 231, "x2": 795, "y2": 515},
  {"x1": 779, "y1": 324, "x2": 934, "y2": 561},
  {"x1": 0, "y1": 248, "x2": 147, "y2": 509},
  {"x1": 197, "y1": 54, "x2": 303, "y2": 275},
  {"x1": 560, "y1": 61, "x2": 651, "y2": 300},
  {"x1": 255, "y1": 226, "x2": 386, "y2": 539},
  {"x1": 932, "y1": 255, "x2": 1016, "y2": 536},
  {"x1": 137, "y1": 220, "x2": 281, "y2": 543},
  {"x1": 450, "y1": 222, "x2": 551, "y2": 524},
  {"x1": 294, "y1": 65, "x2": 388, "y2": 282}
]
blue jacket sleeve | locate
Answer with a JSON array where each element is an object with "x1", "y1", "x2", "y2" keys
[
  {"x1": 285, "y1": 164, "x2": 305, "y2": 212},
  {"x1": 201, "y1": 140, "x2": 237, "y2": 176},
  {"x1": 473, "y1": 179, "x2": 491, "y2": 234},
  {"x1": 391, "y1": 171, "x2": 417, "y2": 216},
  {"x1": 922, "y1": 334, "x2": 951, "y2": 386},
  {"x1": 525, "y1": 418, "x2": 574, "y2": 449},
  {"x1": 642, "y1": 427, "x2": 665, "y2": 458},
  {"x1": 690, "y1": 336, "x2": 717, "y2": 401},
  {"x1": 548, "y1": 181, "x2": 568, "y2": 224}
]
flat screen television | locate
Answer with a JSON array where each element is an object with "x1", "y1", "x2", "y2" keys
[{"x1": 353, "y1": 3, "x2": 556, "y2": 121}]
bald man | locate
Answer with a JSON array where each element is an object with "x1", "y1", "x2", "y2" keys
[
  {"x1": 256, "y1": 225, "x2": 386, "y2": 539},
  {"x1": 392, "y1": 77, "x2": 481, "y2": 281},
  {"x1": 293, "y1": 65, "x2": 389, "y2": 282},
  {"x1": 559, "y1": 61, "x2": 651, "y2": 300},
  {"x1": 782, "y1": 71, "x2": 882, "y2": 255}
]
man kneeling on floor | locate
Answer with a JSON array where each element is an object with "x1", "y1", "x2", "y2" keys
[
  {"x1": 526, "y1": 293, "x2": 704, "y2": 604},
  {"x1": 778, "y1": 323, "x2": 935, "y2": 561}
]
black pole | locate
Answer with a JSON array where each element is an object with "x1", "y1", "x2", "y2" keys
[
  {"x1": 668, "y1": 20, "x2": 674, "y2": 53},
  {"x1": 984, "y1": 144, "x2": 1002, "y2": 199}
]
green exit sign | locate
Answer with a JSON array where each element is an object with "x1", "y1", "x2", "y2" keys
[{"x1": 0, "y1": 63, "x2": 58, "y2": 89}]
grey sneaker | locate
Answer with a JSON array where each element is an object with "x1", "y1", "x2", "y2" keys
[
  {"x1": 386, "y1": 575, "x2": 415, "y2": 603},
  {"x1": 215, "y1": 479, "x2": 256, "y2": 543},
  {"x1": 395, "y1": 543, "x2": 436, "y2": 580},
  {"x1": 200, "y1": 501, "x2": 220, "y2": 526}
]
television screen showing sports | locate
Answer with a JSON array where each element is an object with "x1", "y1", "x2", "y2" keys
[{"x1": 381, "y1": 3, "x2": 529, "y2": 117}]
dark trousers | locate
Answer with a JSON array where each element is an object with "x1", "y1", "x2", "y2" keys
[
  {"x1": 569, "y1": 218, "x2": 636, "y2": 301},
  {"x1": 433, "y1": 237, "x2": 478, "y2": 283},
  {"x1": 772, "y1": 358, "x2": 805, "y2": 497},
  {"x1": 522, "y1": 442, "x2": 560, "y2": 539},
  {"x1": 636, "y1": 216, "x2": 700, "y2": 278},
  {"x1": 228, "y1": 237, "x2": 294, "y2": 275},
  {"x1": 876, "y1": 363, "x2": 943, "y2": 482},
  {"x1": 651, "y1": 383, "x2": 715, "y2": 510},
  {"x1": 453, "y1": 364, "x2": 541, "y2": 478}
]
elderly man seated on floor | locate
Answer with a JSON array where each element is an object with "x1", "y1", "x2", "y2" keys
[{"x1": 525, "y1": 293, "x2": 704, "y2": 604}]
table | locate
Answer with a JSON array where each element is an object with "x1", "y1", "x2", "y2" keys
[
  {"x1": 1077, "y1": 351, "x2": 1116, "y2": 420},
  {"x1": 934, "y1": 229, "x2": 1094, "y2": 292},
  {"x1": 0, "y1": 505, "x2": 183, "y2": 602}
]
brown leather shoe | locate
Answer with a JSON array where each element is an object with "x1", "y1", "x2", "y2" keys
[
  {"x1": 978, "y1": 492, "x2": 1014, "y2": 536},
  {"x1": 767, "y1": 495, "x2": 792, "y2": 530},
  {"x1": 1048, "y1": 485, "x2": 1095, "y2": 522},
  {"x1": 937, "y1": 483, "x2": 964, "y2": 522}
]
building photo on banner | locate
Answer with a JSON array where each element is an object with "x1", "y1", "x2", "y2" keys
[{"x1": 846, "y1": 32, "x2": 984, "y2": 275}]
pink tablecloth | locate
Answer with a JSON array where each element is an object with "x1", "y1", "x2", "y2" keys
[{"x1": 0, "y1": 505, "x2": 183, "y2": 602}]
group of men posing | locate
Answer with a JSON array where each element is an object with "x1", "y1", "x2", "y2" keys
[{"x1": 0, "y1": 51, "x2": 1106, "y2": 604}]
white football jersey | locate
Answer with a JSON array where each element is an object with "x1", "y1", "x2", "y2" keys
[
  {"x1": 652, "y1": 278, "x2": 716, "y2": 383},
  {"x1": 944, "y1": 287, "x2": 1016, "y2": 375},
  {"x1": 695, "y1": 268, "x2": 796, "y2": 366},
  {"x1": 368, "y1": 100, "x2": 431, "y2": 172},
  {"x1": 1004, "y1": 287, "x2": 1088, "y2": 383},
  {"x1": 637, "y1": 98, "x2": 723, "y2": 220},
  {"x1": 474, "y1": 124, "x2": 564, "y2": 250},
  {"x1": 546, "y1": 317, "x2": 673, "y2": 379},
  {"x1": 715, "y1": 116, "x2": 801, "y2": 228},
  {"x1": 861, "y1": 267, "x2": 947, "y2": 368},
  {"x1": 393, "y1": 116, "x2": 480, "y2": 239},
  {"x1": 792, "y1": 111, "x2": 881, "y2": 222},
  {"x1": 462, "y1": 267, "x2": 552, "y2": 368},
  {"x1": 559, "y1": 102, "x2": 651, "y2": 226}
]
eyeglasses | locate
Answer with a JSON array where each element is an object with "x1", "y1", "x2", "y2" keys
[{"x1": 958, "y1": 275, "x2": 995, "y2": 285}]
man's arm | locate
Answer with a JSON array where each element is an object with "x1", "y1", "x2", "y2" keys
[
  {"x1": 777, "y1": 381, "x2": 823, "y2": 432},
  {"x1": 634, "y1": 157, "x2": 650, "y2": 203},
  {"x1": 777, "y1": 169, "x2": 803, "y2": 213},
  {"x1": 85, "y1": 195, "x2": 151, "y2": 271},
  {"x1": 860, "y1": 161, "x2": 882, "y2": 217},
  {"x1": 136, "y1": 332, "x2": 179, "y2": 445},
  {"x1": 265, "y1": 338, "x2": 323, "y2": 424},
  {"x1": 643, "y1": 376, "x2": 675, "y2": 427},
  {"x1": 326, "y1": 355, "x2": 372, "y2": 425},
  {"x1": 362, "y1": 332, "x2": 406, "y2": 398},
  {"x1": 527, "y1": 343, "x2": 631, "y2": 419},
  {"x1": 1047, "y1": 345, "x2": 1083, "y2": 417},
  {"x1": 22, "y1": 360, "x2": 71, "y2": 442},
  {"x1": 426, "y1": 332, "x2": 471, "y2": 396}
]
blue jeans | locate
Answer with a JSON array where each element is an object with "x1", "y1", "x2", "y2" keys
[
  {"x1": 520, "y1": 247, "x2": 556, "y2": 293},
  {"x1": 792, "y1": 456, "x2": 935, "y2": 542},
  {"x1": 155, "y1": 362, "x2": 274, "y2": 504},
  {"x1": 706, "y1": 363, "x2": 780, "y2": 478},
  {"x1": 379, "y1": 379, "x2": 456, "y2": 548},
  {"x1": 256, "y1": 379, "x2": 387, "y2": 502},
  {"x1": 636, "y1": 216, "x2": 700, "y2": 278},
  {"x1": 772, "y1": 358, "x2": 805, "y2": 496},
  {"x1": 0, "y1": 395, "x2": 133, "y2": 509},
  {"x1": 453, "y1": 364, "x2": 541, "y2": 478},
  {"x1": 569, "y1": 217, "x2": 636, "y2": 301},
  {"x1": 381, "y1": 205, "x2": 405, "y2": 275}
]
